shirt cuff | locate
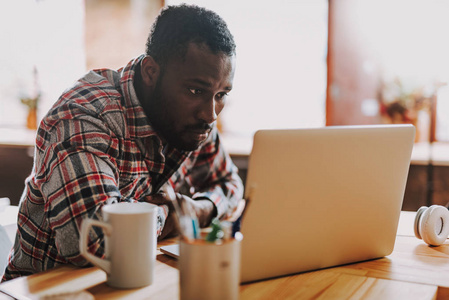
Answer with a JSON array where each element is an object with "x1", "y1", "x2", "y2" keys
[{"x1": 156, "y1": 205, "x2": 169, "y2": 236}]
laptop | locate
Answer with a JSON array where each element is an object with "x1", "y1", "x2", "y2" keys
[
  {"x1": 161, "y1": 124, "x2": 415, "y2": 283},
  {"x1": 240, "y1": 124, "x2": 414, "y2": 282}
]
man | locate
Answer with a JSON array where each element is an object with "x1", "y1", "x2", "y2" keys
[{"x1": 2, "y1": 4, "x2": 243, "y2": 281}]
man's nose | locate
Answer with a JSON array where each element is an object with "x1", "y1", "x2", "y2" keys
[{"x1": 197, "y1": 98, "x2": 217, "y2": 125}]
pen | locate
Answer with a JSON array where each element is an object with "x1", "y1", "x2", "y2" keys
[{"x1": 170, "y1": 193, "x2": 200, "y2": 241}]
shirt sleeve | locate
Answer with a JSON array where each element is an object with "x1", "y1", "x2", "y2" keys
[
  {"x1": 35, "y1": 121, "x2": 118, "y2": 266},
  {"x1": 36, "y1": 117, "x2": 166, "y2": 267},
  {"x1": 187, "y1": 128, "x2": 244, "y2": 219}
]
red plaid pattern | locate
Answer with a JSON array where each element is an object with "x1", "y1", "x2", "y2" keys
[{"x1": 2, "y1": 55, "x2": 243, "y2": 281}]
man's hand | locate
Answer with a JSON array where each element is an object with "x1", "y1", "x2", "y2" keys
[
  {"x1": 145, "y1": 184, "x2": 179, "y2": 240},
  {"x1": 157, "y1": 183, "x2": 217, "y2": 228},
  {"x1": 175, "y1": 194, "x2": 216, "y2": 228},
  {"x1": 146, "y1": 183, "x2": 217, "y2": 240}
]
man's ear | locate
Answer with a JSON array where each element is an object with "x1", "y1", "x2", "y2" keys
[{"x1": 141, "y1": 56, "x2": 160, "y2": 87}]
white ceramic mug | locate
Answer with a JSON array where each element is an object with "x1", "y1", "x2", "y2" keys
[
  {"x1": 79, "y1": 202, "x2": 157, "y2": 289},
  {"x1": 179, "y1": 237, "x2": 242, "y2": 300}
]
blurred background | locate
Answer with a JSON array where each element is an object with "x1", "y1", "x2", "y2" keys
[{"x1": 1, "y1": 0, "x2": 448, "y2": 210}]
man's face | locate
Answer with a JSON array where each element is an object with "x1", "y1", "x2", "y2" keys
[{"x1": 144, "y1": 42, "x2": 236, "y2": 151}]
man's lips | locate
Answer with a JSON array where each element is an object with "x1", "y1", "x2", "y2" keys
[{"x1": 187, "y1": 128, "x2": 211, "y2": 141}]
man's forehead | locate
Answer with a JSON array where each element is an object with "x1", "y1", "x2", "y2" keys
[
  {"x1": 185, "y1": 77, "x2": 233, "y2": 91},
  {"x1": 170, "y1": 42, "x2": 235, "y2": 85},
  {"x1": 182, "y1": 42, "x2": 233, "y2": 62}
]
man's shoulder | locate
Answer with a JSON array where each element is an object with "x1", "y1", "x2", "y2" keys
[
  {"x1": 69, "y1": 69, "x2": 122, "y2": 105},
  {"x1": 54, "y1": 69, "x2": 124, "y2": 114},
  {"x1": 41, "y1": 69, "x2": 127, "y2": 137},
  {"x1": 81, "y1": 69, "x2": 121, "y2": 91}
]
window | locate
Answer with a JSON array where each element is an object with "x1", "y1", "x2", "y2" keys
[
  {"x1": 0, "y1": 0, "x2": 85, "y2": 129},
  {"x1": 167, "y1": 0, "x2": 328, "y2": 136},
  {"x1": 327, "y1": 0, "x2": 449, "y2": 142},
  {"x1": 1, "y1": 0, "x2": 328, "y2": 139}
]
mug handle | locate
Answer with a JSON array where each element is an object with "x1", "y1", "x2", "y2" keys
[{"x1": 79, "y1": 219, "x2": 112, "y2": 274}]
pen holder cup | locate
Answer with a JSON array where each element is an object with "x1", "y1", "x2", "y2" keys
[{"x1": 179, "y1": 238, "x2": 242, "y2": 300}]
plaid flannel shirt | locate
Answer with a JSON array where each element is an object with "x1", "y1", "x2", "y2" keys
[{"x1": 2, "y1": 55, "x2": 243, "y2": 281}]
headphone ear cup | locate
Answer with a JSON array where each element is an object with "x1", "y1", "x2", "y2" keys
[
  {"x1": 419, "y1": 205, "x2": 449, "y2": 246},
  {"x1": 414, "y1": 206, "x2": 428, "y2": 240}
]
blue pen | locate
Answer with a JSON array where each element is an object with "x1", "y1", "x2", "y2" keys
[
  {"x1": 176, "y1": 196, "x2": 200, "y2": 240},
  {"x1": 192, "y1": 218, "x2": 200, "y2": 239}
]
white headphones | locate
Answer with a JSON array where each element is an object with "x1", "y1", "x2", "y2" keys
[{"x1": 414, "y1": 205, "x2": 449, "y2": 246}]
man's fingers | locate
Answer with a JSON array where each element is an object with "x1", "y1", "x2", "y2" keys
[
  {"x1": 160, "y1": 184, "x2": 176, "y2": 200},
  {"x1": 146, "y1": 193, "x2": 174, "y2": 208}
]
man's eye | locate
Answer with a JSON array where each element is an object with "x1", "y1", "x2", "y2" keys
[
  {"x1": 216, "y1": 92, "x2": 228, "y2": 100},
  {"x1": 189, "y1": 88, "x2": 203, "y2": 95}
]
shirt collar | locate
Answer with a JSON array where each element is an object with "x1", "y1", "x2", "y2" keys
[{"x1": 118, "y1": 55, "x2": 160, "y2": 140}]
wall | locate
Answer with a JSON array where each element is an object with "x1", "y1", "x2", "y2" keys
[{"x1": 85, "y1": 0, "x2": 162, "y2": 70}]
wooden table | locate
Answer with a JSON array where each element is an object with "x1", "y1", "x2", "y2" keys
[{"x1": 0, "y1": 212, "x2": 447, "y2": 299}]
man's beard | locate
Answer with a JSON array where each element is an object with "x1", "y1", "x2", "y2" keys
[{"x1": 147, "y1": 73, "x2": 214, "y2": 151}]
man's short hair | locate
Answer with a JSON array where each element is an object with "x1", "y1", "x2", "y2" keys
[{"x1": 145, "y1": 4, "x2": 236, "y2": 68}]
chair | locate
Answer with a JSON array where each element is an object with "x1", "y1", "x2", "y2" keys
[
  {"x1": 0, "y1": 198, "x2": 16, "y2": 278},
  {"x1": 0, "y1": 224, "x2": 12, "y2": 278}
]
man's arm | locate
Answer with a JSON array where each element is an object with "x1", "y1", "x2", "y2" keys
[
  {"x1": 34, "y1": 118, "x2": 164, "y2": 267},
  {"x1": 148, "y1": 128, "x2": 243, "y2": 238},
  {"x1": 147, "y1": 183, "x2": 218, "y2": 238},
  {"x1": 37, "y1": 122, "x2": 123, "y2": 266},
  {"x1": 178, "y1": 128, "x2": 244, "y2": 223}
]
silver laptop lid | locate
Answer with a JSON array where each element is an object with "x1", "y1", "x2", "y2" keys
[{"x1": 240, "y1": 125, "x2": 415, "y2": 283}]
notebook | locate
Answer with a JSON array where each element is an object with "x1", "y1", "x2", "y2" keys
[{"x1": 160, "y1": 124, "x2": 415, "y2": 283}]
